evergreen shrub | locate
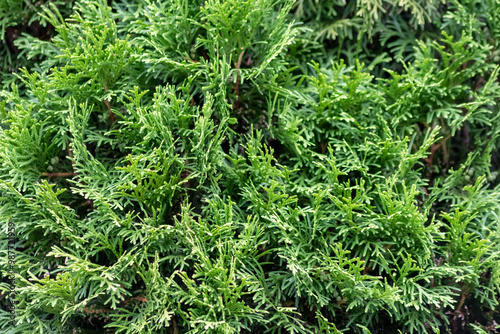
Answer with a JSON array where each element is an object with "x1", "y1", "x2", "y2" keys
[{"x1": 1, "y1": 0, "x2": 499, "y2": 333}]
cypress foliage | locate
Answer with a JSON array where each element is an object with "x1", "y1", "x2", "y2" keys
[{"x1": 1, "y1": 0, "x2": 499, "y2": 333}]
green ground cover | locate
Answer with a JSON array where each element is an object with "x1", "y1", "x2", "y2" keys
[{"x1": 1, "y1": 0, "x2": 499, "y2": 333}]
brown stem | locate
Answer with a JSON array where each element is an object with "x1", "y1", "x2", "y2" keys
[
  {"x1": 474, "y1": 76, "x2": 485, "y2": 91},
  {"x1": 361, "y1": 265, "x2": 371, "y2": 275},
  {"x1": 104, "y1": 99, "x2": 115, "y2": 123},
  {"x1": 424, "y1": 143, "x2": 439, "y2": 168},
  {"x1": 173, "y1": 317, "x2": 179, "y2": 334},
  {"x1": 184, "y1": 57, "x2": 199, "y2": 63},
  {"x1": 233, "y1": 51, "x2": 245, "y2": 111},
  {"x1": 320, "y1": 141, "x2": 327, "y2": 155},
  {"x1": 456, "y1": 289, "x2": 468, "y2": 312},
  {"x1": 82, "y1": 307, "x2": 111, "y2": 315},
  {"x1": 42, "y1": 172, "x2": 77, "y2": 178},
  {"x1": 121, "y1": 296, "x2": 147, "y2": 306},
  {"x1": 424, "y1": 132, "x2": 451, "y2": 169},
  {"x1": 336, "y1": 298, "x2": 346, "y2": 306},
  {"x1": 202, "y1": 50, "x2": 209, "y2": 61}
]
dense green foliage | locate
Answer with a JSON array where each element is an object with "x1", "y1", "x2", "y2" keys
[
  {"x1": 1, "y1": 0, "x2": 500, "y2": 333},
  {"x1": 0, "y1": 0, "x2": 75, "y2": 89}
]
